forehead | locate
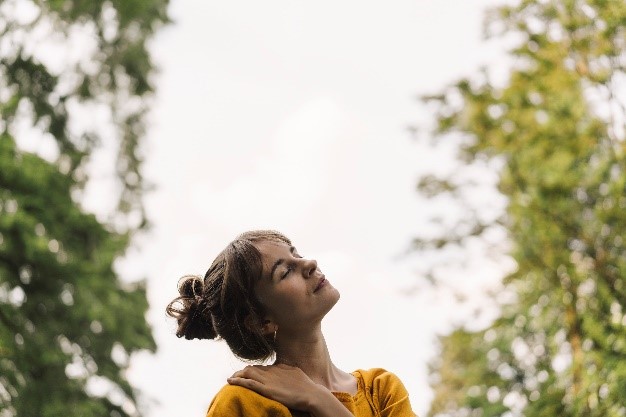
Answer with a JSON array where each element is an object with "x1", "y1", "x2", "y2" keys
[
  {"x1": 254, "y1": 240, "x2": 292, "y2": 259},
  {"x1": 253, "y1": 240, "x2": 291, "y2": 274}
]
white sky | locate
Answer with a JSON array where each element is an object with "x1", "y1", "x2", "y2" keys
[
  {"x1": 116, "y1": 1, "x2": 511, "y2": 416},
  {"x1": 9, "y1": 0, "x2": 511, "y2": 416}
]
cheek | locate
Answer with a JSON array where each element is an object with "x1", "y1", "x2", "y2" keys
[
  {"x1": 255, "y1": 284, "x2": 296, "y2": 313},
  {"x1": 253, "y1": 285, "x2": 274, "y2": 315},
  {"x1": 264, "y1": 284, "x2": 307, "y2": 313}
]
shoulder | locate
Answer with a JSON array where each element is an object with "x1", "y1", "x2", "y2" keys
[
  {"x1": 355, "y1": 368, "x2": 416, "y2": 416},
  {"x1": 356, "y1": 368, "x2": 408, "y2": 393},
  {"x1": 206, "y1": 384, "x2": 292, "y2": 417}
]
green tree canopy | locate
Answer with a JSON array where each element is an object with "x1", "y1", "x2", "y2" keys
[
  {"x1": 415, "y1": 1, "x2": 626, "y2": 416},
  {"x1": 0, "y1": 0, "x2": 169, "y2": 415}
]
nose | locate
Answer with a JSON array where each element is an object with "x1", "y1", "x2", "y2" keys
[{"x1": 302, "y1": 258, "x2": 318, "y2": 279}]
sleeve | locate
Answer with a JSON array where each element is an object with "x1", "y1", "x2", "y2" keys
[
  {"x1": 206, "y1": 385, "x2": 295, "y2": 417},
  {"x1": 369, "y1": 369, "x2": 418, "y2": 417}
]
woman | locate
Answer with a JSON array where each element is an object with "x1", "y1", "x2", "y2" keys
[{"x1": 166, "y1": 230, "x2": 416, "y2": 417}]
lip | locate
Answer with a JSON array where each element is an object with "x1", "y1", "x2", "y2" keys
[{"x1": 313, "y1": 275, "x2": 327, "y2": 293}]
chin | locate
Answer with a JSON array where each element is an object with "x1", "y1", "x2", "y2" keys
[{"x1": 328, "y1": 287, "x2": 341, "y2": 308}]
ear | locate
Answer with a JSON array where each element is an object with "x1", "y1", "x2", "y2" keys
[
  {"x1": 243, "y1": 314, "x2": 277, "y2": 335},
  {"x1": 259, "y1": 318, "x2": 278, "y2": 336}
]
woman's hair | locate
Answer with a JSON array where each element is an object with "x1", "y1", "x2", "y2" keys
[{"x1": 165, "y1": 230, "x2": 291, "y2": 361}]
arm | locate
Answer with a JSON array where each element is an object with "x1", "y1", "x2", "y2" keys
[
  {"x1": 206, "y1": 384, "x2": 294, "y2": 417},
  {"x1": 366, "y1": 369, "x2": 417, "y2": 417},
  {"x1": 227, "y1": 364, "x2": 354, "y2": 417}
]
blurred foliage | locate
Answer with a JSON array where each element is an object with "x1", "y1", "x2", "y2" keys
[
  {"x1": 414, "y1": 1, "x2": 626, "y2": 416},
  {"x1": 0, "y1": 0, "x2": 169, "y2": 416}
]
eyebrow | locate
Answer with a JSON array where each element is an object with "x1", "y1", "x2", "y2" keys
[{"x1": 269, "y1": 246, "x2": 296, "y2": 280}]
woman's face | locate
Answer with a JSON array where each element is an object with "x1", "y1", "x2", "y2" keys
[{"x1": 253, "y1": 240, "x2": 340, "y2": 334}]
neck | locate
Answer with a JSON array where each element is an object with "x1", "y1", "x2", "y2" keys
[{"x1": 273, "y1": 324, "x2": 346, "y2": 390}]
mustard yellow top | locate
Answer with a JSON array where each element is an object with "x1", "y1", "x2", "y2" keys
[{"x1": 206, "y1": 368, "x2": 417, "y2": 417}]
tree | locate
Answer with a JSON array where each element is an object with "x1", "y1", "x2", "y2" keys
[
  {"x1": 0, "y1": 0, "x2": 169, "y2": 415},
  {"x1": 413, "y1": 1, "x2": 626, "y2": 416}
]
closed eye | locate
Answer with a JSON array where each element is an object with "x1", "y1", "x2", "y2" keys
[
  {"x1": 278, "y1": 248, "x2": 303, "y2": 280},
  {"x1": 281, "y1": 266, "x2": 293, "y2": 279}
]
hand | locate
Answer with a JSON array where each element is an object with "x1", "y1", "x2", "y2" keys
[{"x1": 227, "y1": 363, "x2": 326, "y2": 411}]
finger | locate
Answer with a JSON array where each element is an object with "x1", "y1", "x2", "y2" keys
[
  {"x1": 227, "y1": 377, "x2": 268, "y2": 396},
  {"x1": 231, "y1": 366, "x2": 261, "y2": 379},
  {"x1": 274, "y1": 363, "x2": 293, "y2": 369}
]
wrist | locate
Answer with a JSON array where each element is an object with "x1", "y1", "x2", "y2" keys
[
  {"x1": 303, "y1": 384, "x2": 334, "y2": 413},
  {"x1": 306, "y1": 385, "x2": 347, "y2": 417}
]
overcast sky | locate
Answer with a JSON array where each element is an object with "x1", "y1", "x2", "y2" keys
[{"x1": 103, "y1": 1, "x2": 511, "y2": 416}]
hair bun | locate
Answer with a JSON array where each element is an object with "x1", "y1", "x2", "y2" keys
[
  {"x1": 166, "y1": 275, "x2": 217, "y2": 340},
  {"x1": 178, "y1": 275, "x2": 203, "y2": 298}
]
